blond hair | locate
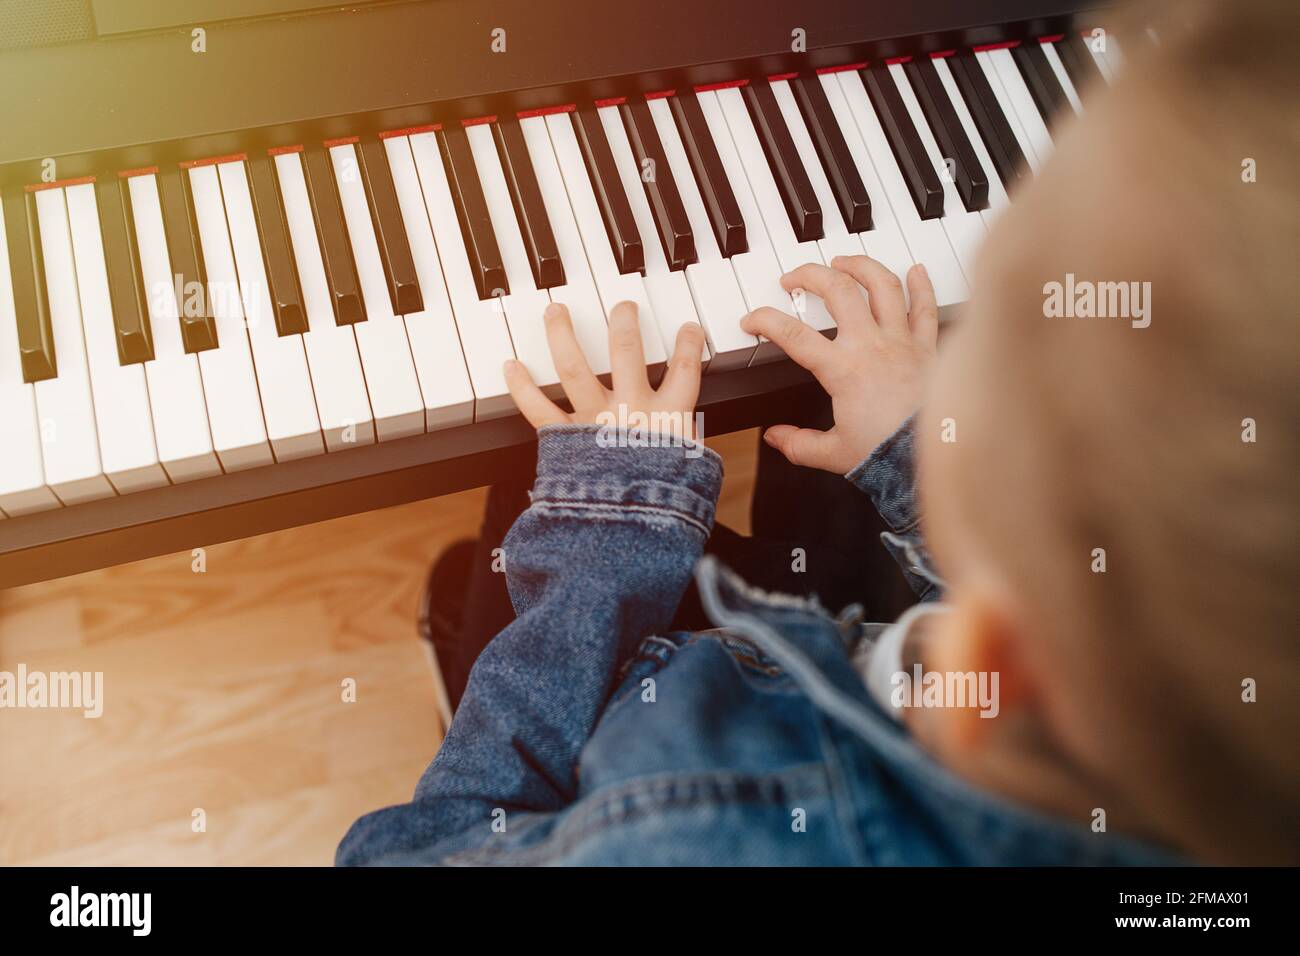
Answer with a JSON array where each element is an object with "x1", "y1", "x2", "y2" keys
[{"x1": 954, "y1": 0, "x2": 1300, "y2": 863}]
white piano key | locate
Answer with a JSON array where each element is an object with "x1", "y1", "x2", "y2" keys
[
  {"x1": 888, "y1": 62, "x2": 988, "y2": 283},
  {"x1": 517, "y1": 116, "x2": 614, "y2": 379},
  {"x1": 273, "y1": 151, "x2": 377, "y2": 449},
  {"x1": 647, "y1": 97, "x2": 756, "y2": 371},
  {"x1": 986, "y1": 48, "x2": 1054, "y2": 167},
  {"x1": 329, "y1": 143, "x2": 426, "y2": 440},
  {"x1": 974, "y1": 50, "x2": 1043, "y2": 175},
  {"x1": 695, "y1": 89, "x2": 799, "y2": 362},
  {"x1": 715, "y1": 86, "x2": 835, "y2": 333},
  {"x1": 125, "y1": 173, "x2": 221, "y2": 482},
  {"x1": 544, "y1": 112, "x2": 669, "y2": 378},
  {"x1": 380, "y1": 136, "x2": 475, "y2": 430},
  {"x1": 218, "y1": 161, "x2": 324, "y2": 460},
  {"x1": 931, "y1": 57, "x2": 1012, "y2": 225},
  {"x1": 466, "y1": 123, "x2": 561, "y2": 397},
  {"x1": 770, "y1": 79, "x2": 868, "y2": 262},
  {"x1": 0, "y1": 189, "x2": 61, "y2": 515},
  {"x1": 64, "y1": 182, "x2": 168, "y2": 493},
  {"x1": 187, "y1": 164, "x2": 273, "y2": 471},
  {"x1": 408, "y1": 130, "x2": 518, "y2": 421},
  {"x1": 1040, "y1": 41, "x2": 1085, "y2": 115},
  {"x1": 835, "y1": 71, "x2": 970, "y2": 309},
  {"x1": 817, "y1": 72, "x2": 917, "y2": 280},
  {"x1": 1103, "y1": 34, "x2": 1125, "y2": 77},
  {"x1": 31, "y1": 188, "x2": 114, "y2": 504},
  {"x1": 597, "y1": 104, "x2": 709, "y2": 368}
]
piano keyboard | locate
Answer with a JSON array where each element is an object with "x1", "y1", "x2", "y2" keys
[
  {"x1": 0, "y1": 0, "x2": 1137, "y2": 586},
  {"x1": 0, "y1": 34, "x2": 1124, "y2": 521}
]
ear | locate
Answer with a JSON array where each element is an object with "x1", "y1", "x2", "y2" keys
[{"x1": 928, "y1": 587, "x2": 1038, "y2": 751}]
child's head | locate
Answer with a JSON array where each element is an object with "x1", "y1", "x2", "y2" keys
[{"x1": 914, "y1": 0, "x2": 1299, "y2": 863}]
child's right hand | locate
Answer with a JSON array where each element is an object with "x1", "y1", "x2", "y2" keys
[{"x1": 741, "y1": 256, "x2": 939, "y2": 474}]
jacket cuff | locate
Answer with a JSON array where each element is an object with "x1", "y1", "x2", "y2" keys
[
  {"x1": 531, "y1": 424, "x2": 723, "y2": 537},
  {"x1": 844, "y1": 416, "x2": 921, "y2": 533}
]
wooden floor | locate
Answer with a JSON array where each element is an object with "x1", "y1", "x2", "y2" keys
[{"x1": 0, "y1": 429, "x2": 758, "y2": 865}]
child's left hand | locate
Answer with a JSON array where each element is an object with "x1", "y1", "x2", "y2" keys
[{"x1": 505, "y1": 301, "x2": 707, "y2": 442}]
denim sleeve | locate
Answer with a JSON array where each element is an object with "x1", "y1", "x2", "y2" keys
[
  {"x1": 845, "y1": 416, "x2": 944, "y2": 602},
  {"x1": 336, "y1": 424, "x2": 721, "y2": 864}
]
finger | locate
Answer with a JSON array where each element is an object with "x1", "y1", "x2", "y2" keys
[
  {"x1": 762, "y1": 425, "x2": 844, "y2": 473},
  {"x1": 780, "y1": 262, "x2": 873, "y2": 334},
  {"x1": 906, "y1": 263, "x2": 939, "y2": 347},
  {"x1": 829, "y1": 254, "x2": 908, "y2": 335},
  {"x1": 658, "y1": 322, "x2": 706, "y2": 410},
  {"x1": 504, "y1": 359, "x2": 569, "y2": 428},
  {"x1": 740, "y1": 307, "x2": 835, "y2": 376},
  {"x1": 543, "y1": 303, "x2": 607, "y2": 413},
  {"x1": 607, "y1": 299, "x2": 650, "y2": 395}
]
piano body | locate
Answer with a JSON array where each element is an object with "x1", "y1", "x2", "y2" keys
[{"x1": 0, "y1": 0, "x2": 1120, "y2": 588}]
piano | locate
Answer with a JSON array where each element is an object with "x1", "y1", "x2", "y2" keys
[{"x1": 0, "y1": 0, "x2": 1125, "y2": 588}]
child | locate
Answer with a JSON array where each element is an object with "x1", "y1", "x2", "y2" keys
[{"x1": 339, "y1": 0, "x2": 1298, "y2": 865}]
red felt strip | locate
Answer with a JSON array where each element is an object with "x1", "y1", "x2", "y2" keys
[
  {"x1": 379, "y1": 124, "x2": 441, "y2": 139},
  {"x1": 693, "y1": 78, "x2": 749, "y2": 93},
  {"x1": 24, "y1": 175, "x2": 96, "y2": 191},
  {"x1": 179, "y1": 153, "x2": 248, "y2": 168},
  {"x1": 516, "y1": 104, "x2": 576, "y2": 119},
  {"x1": 815, "y1": 61, "x2": 868, "y2": 74}
]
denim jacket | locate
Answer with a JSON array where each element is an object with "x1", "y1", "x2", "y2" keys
[{"x1": 337, "y1": 421, "x2": 1182, "y2": 866}]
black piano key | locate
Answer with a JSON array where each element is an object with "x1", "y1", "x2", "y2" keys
[
  {"x1": 438, "y1": 125, "x2": 509, "y2": 300},
  {"x1": 791, "y1": 75, "x2": 873, "y2": 232},
  {"x1": 620, "y1": 98, "x2": 696, "y2": 270},
  {"x1": 742, "y1": 80, "x2": 823, "y2": 242},
  {"x1": 1012, "y1": 42, "x2": 1069, "y2": 126},
  {"x1": 571, "y1": 106, "x2": 644, "y2": 275},
  {"x1": 1056, "y1": 34, "x2": 1105, "y2": 94},
  {"x1": 492, "y1": 117, "x2": 565, "y2": 289},
  {"x1": 947, "y1": 52, "x2": 1028, "y2": 192},
  {"x1": 862, "y1": 66, "x2": 944, "y2": 220},
  {"x1": 247, "y1": 154, "x2": 308, "y2": 336},
  {"x1": 3, "y1": 189, "x2": 56, "y2": 381},
  {"x1": 302, "y1": 143, "x2": 366, "y2": 325},
  {"x1": 158, "y1": 166, "x2": 218, "y2": 352},
  {"x1": 95, "y1": 176, "x2": 155, "y2": 363},
  {"x1": 356, "y1": 138, "x2": 423, "y2": 315},
  {"x1": 903, "y1": 58, "x2": 990, "y2": 212},
  {"x1": 668, "y1": 91, "x2": 747, "y2": 257}
]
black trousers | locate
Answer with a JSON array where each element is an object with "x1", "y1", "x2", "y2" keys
[{"x1": 442, "y1": 396, "x2": 914, "y2": 709}]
